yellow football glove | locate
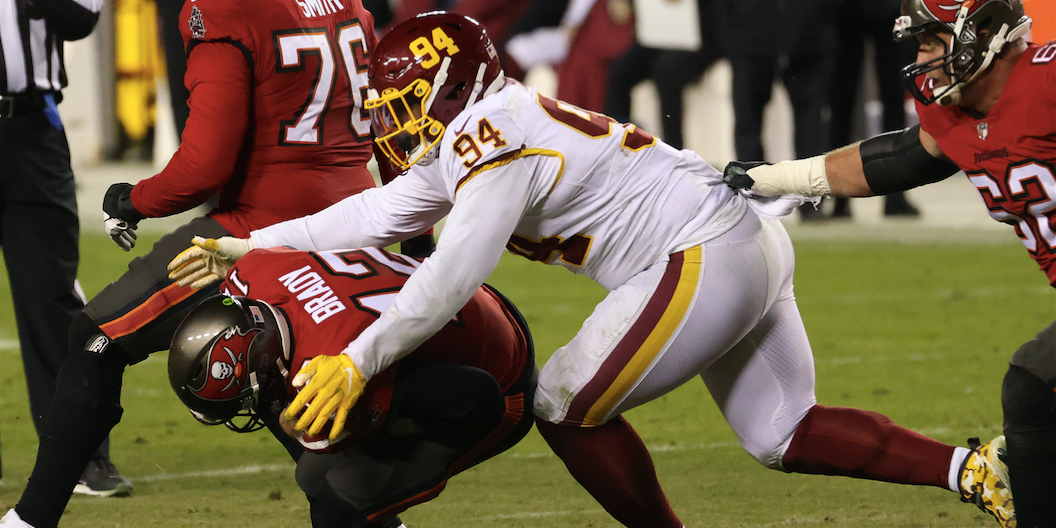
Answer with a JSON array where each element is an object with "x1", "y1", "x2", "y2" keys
[
  {"x1": 166, "y1": 236, "x2": 255, "y2": 289},
  {"x1": 283, "y1": 354, "x2": 367, "y2": 441}
]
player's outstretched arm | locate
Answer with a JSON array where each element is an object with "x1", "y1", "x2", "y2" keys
[
  {"x1": 251, "y1": 174, "x2": 451, "y2": 252},
  {"x1": 724, "y1": 125, "x2": 960, "y2": 198},
  {"x1": 166, "y1": 236, "x2": 255, "y2": 289}
]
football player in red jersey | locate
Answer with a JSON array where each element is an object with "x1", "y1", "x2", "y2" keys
[
  {"x1": 724, "y1": 0, "x2": 1052, "y2": 525},
  {"x1": 165, "y1": 247, "x2": 535, "y2": 527},
  {"x1": 0, "y1": 0, "x2": 424, "y2": 526}
]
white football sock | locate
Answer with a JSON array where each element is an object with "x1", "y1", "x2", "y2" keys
[
  {"x1": 948, "y1": 446, "x2": 971, "y2": 492},
  {"x1": 1, "y1": 509, "x2": 36, "y2": 528}
]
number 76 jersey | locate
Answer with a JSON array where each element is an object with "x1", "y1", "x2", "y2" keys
[
  {"x1": 178, "y1": 0, "x2": 379, "y2": 230},
  {"x1": 919, "y1": 42, "x2": 1056, "y2": 285}
]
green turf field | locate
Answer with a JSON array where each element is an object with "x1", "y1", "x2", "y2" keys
[{"x1": 0, "y1": 232, "x2": 1050, "y2": 527}]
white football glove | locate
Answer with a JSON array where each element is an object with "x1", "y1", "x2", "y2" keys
[
  {"x1": 103, "y1": 213, "x2": 138, "y2": 251},
  {"x1": 166, "y1": 236, "x2": 255, "y2": 289}
]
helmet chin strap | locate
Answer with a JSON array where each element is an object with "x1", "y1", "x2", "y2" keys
[
  {"x1": 261, "y1": 300, "x2": 292, "y2": 376},
  {"x1": 410, "y1": 56, "x2": 453, "y2": 166},
  {"x1": 415, "y1": 61, "x2": 506, "y2": 166},
  {"x1": 415, "y1": 145, "x2": 439, "y2": 166},
  {"x1": 483, "y1": 71, "x2": 506, "y2": 99},
  {"x1": 422, "y1": 56, "x2": 452, "y2": 119},
  {"x1": 937, "y1": 3, "x2": 975, "y2": 106}
]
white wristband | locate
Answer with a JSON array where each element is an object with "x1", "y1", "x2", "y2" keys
[{"x1": 746, "y1": 155, "x2": 831, "y2": 197}]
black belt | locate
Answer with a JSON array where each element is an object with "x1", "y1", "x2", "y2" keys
[{"x1": 0, "y1": 92, "x2": 48, "y2": 118}]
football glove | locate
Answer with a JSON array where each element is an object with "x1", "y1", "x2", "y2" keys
[
  {"x1": 284, "y1": 354, "x2": 367, "y2": 441},
  {"x1": 722, "y1": 161, "x2": 770, "y2": 191},
  {"x1": 103, "y1": 213, "x2": 138, "y2": 251},
  {"x1": 166, "y1": 236, "x2": 255, "y2": 289},
  {"x1": 723, "y1": 156, "x2": 830, "y2": 197},
  {"x1": 102, "y1": 183, "x2": 145, "y2": 251}
]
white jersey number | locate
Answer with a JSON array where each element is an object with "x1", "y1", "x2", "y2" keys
[
  {"x1": 1033, "y1": 41, "x2": 1056, "y2": 64},
  {"x1": 969, "y1": 161, "x2": 1056, "y2": 252},
  {"x1": 275, "y1": 20, "x2": 371, "y2": 145}
]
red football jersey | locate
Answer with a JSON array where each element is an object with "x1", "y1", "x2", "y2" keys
[
  {"x1": 163, "y1": 0, "x2": 380, "y2": 235},
  {"x1": 918, "y1": 41, "x2": 1056, "y2": 284},
  {"x1": 219, "y1": 247, "x2": 531, "y2": 449}
]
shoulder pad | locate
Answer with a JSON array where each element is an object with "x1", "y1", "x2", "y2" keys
[{"x1": 439, "y1": 98, "x2": 527, "y2": 186}]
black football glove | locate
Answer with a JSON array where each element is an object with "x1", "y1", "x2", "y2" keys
[
  {"x1": 722, "y1": 161, "x2": 771, "y2": 191},
  {"x1": 102, "y1": 183, "x2": 146, "y2": 251}
]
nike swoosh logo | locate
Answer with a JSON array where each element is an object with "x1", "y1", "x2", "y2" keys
[
  {"x1": 343, "y1": 368, "x2": 355, "y2": 394},
  {"x1": 453, "y1": 119, "x2": 471, "y2": 135}
]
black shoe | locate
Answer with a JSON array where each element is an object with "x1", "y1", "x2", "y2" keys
[
  {"x1": 73, "y1": 458, "x2": 133, "y2": 497},
  {"x1": 884, "y1": 193, "x2": 921, "y2": 217}
]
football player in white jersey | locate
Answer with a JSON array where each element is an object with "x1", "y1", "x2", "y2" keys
[{"x1": 165, "y1": 12, "x2": 1014, "y2": 528}]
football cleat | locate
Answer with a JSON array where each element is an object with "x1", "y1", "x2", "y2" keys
[
  {"x1": 959, "y1": 436, "x2": 1015, "y2": 527},
  {"x1": 73, "y1": 457, "x2": 133, "y2": 498}
]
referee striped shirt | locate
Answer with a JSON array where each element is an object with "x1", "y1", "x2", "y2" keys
[{"x1": 0, "y1": 0, "x2": 102, "y2": 94}]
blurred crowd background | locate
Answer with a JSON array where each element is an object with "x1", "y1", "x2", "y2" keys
[{"x1": 60, "y1": 0, "x2": 1055, "y2": 219}]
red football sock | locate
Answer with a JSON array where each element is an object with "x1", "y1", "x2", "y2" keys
[
  {"x1": 536, "y1": 416, "x2": 682, "y2": 528},
  {"x1": 782, "y1": 405, "x2": 955, "y2": 488}
]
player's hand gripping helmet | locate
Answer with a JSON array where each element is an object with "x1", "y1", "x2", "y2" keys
[
  {"x1": 168, "y1": 295, "x2": 292, "y2": 432},
  {"x1": 894, "y1": 0, "x2": 1031, "y2": 106},
  {"x1": 365, "y1": 11, "x2": 505, "y2": 171}
]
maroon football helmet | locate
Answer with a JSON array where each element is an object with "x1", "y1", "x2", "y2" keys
[
  {"x1": 365, "y1": 12, "x2": 504, "y2": 171},
  {"x1": 168, "y1": 295, "x2": 291, "y2": 432},
  {"x1": 894, "y1": 0, "x2": 1031, "y2": 105}
]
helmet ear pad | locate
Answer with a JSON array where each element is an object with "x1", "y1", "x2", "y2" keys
[{"x1": 168, "y1": 295, "x2": 291, "y2": 432}]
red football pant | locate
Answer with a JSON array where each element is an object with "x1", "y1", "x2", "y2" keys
[
  {"x1": 536, "y1": 416, "x2": 682, "y2": 528},
  {"x1": 782, "y1": 405, "x2": 955, "y2": 488}
]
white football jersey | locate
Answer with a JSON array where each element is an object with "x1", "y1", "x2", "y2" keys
[
  {"x1": 417, "y1": 80, "x2": 745, "y2": 289},
  {"x1": 251, "y1": 80, "x2": 747, "y2": 378}
]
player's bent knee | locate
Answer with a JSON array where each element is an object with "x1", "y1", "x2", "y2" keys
[
  {"x1": 733, "y1": 410, "x2": 813, "y2": 471},
  {"x1": 54, "y1": 349, "x2": 126, "y2": 420},
  {"x1": 296, "y1": 456, "x2": 375, "y2": 528},
  {"x1": 54, "y1": 314, "x2": 130, "y2": 416},
  {"x1": 69, "y1": 312, "x2": 105, "y2": 352},
  {"x1": 1002, "y1": 364, "x2": 1056, "y2": 431},
  {"x1": 533, "y1": 377, "x2": 578, "y2": 424},
  {"x1": 739, "y1": 435, "x2": 795, "y2": 471}
]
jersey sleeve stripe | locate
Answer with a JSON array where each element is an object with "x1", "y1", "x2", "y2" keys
[{"x1": 455, "y1": 148, "x2": 566, "y2": 193}]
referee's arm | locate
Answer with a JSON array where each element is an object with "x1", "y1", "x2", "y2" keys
[{"x1": 26, "y1": 0, "x2": 101, "y2": 41}]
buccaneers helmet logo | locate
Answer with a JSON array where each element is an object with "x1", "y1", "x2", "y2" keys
[
  {"x1": 922, "y1": 0, "x2": 1000, "y2": 23},
  {"x1": 190, "y1": 326, "x2": 260, "y2": 401}
]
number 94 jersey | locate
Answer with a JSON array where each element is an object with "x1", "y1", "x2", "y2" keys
[
  {"x1": 918, "y1": 42, "x2": 1056, "y2": 285},
  {"x1": 418, "y1": 80, "x2": 745, "y2": 290}
]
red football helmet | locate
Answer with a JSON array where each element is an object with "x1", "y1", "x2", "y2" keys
[
  {"x1": 365, "y1": 12, "x2": 504, "y2": 171},
  {"x1": 894, "y1": 0, "x2": 1031, "y2": 105}
]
